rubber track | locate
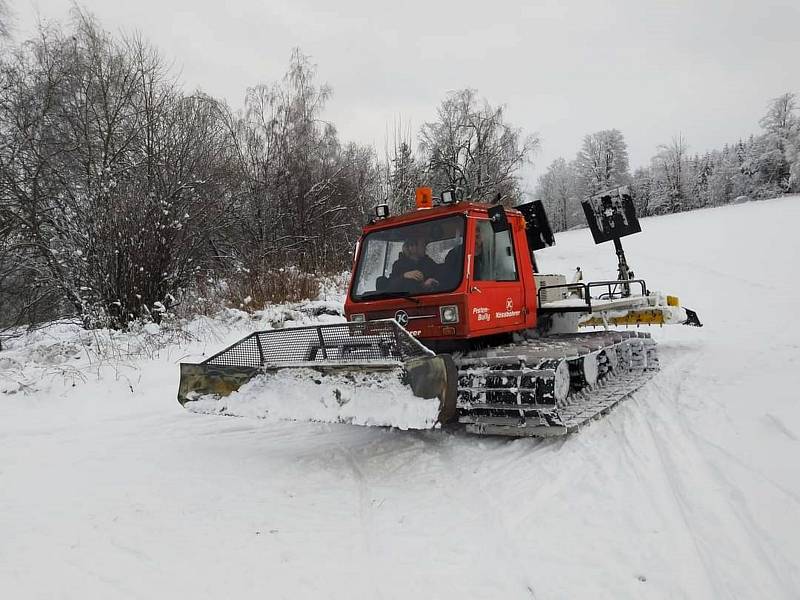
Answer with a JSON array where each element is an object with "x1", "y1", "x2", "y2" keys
[{"x1": 455, "y1": 331, "x2": 658, "y2": 437}]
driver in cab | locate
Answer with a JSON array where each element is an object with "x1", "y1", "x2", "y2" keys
[{"x1": 390, "y1": 238, "x2": 440, "y2": 291}]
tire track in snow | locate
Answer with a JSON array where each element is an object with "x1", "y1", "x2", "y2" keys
[
  {"x1": 762, "y1": 413, "x2": 799, "y2": 442},
  {"x1": 335, "y1": 441, "x2": 386, "y2": 600},
  {"x1": 697, "y1": 435, "x2": 800, "y2": 506},
  {"x1": 662, "y1": 371, "x2": 800, "y2": 596},
  {"x1": 433, "y1": 436, "x2": 539, "y2": 599},
  {"x1": 329, "y1": 431, "x2": 539, "y2": 598},
  {"x1": 643, "y1": 351, "x2": 798, "y2": 598},
  {"x1": 333, "y1": 433, "x2": 531, "y2": 598},
  {"x1": 640, "y1": 379, "x2": 729, "y2": 598}
]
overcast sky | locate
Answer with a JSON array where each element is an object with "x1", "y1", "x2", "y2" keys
[{"x1": 9, "y1": 0, "x2": 800, "y2": 193}]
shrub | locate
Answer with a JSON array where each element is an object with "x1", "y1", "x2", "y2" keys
[{"x1": 223, "y1": 269, "x2": 320, "y2": 311}]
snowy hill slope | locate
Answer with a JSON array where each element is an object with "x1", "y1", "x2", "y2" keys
[{"x1": 2, "y1": 197, "x2": 799, "y2": 599}]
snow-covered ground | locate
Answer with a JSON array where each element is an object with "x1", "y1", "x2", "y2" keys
[{"x1": 2, "y1": 197, "x2": 799, "y2": 599}]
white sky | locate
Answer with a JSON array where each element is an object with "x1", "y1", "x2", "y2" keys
[{"x1": 8, "y1": 0, "x2": 800, "y2": 193}]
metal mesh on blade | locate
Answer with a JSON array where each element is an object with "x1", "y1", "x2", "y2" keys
[{"x1": 205, "y1": 320, "x2": 433, "y2": 368}]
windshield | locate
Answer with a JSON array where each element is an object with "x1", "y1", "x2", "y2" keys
[{"x1": 351, "y1": 215, "x2": 465, "y2": 300}]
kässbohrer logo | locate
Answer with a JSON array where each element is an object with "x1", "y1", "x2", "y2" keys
[{"x1": 496, "y1": 297, "x2": 521, "y2": 319}]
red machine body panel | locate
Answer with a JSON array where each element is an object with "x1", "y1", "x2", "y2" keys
[{"x1": 344, "y1": 203, "x2": 539, "y2": 342}]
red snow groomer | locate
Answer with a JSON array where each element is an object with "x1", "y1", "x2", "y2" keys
[{"x1": 178, "y1": 186, "x2": 701, "y2": 436}]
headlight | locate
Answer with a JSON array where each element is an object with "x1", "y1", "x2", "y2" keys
[
  {"x1": 439, "y1": 305, "x2": 459, "y2": 324},
  {"x1": 350, "y1": 313, "x2": 366, "y2": 322}
]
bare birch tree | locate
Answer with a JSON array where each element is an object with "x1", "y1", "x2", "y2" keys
[
  {"x1": 535, "y1": 157, "x2": 578, "y2": 231},
  {"x1": 652, "y1": 135, "x2": 689, "y2": 213},
  {"x1": 574, "y1": 129, "x2": 631, "y2": 197},
  {"x1": 419, "y1": 89, "x2": 539, "y2": 204}
]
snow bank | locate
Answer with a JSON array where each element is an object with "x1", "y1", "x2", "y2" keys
[{"x1": 0, "y1": 298, "x2": 345, "y2": 396}]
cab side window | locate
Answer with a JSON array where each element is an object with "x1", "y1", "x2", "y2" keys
[{"x1": 474, "y1": 220, "x2": 518, "y2": 282}]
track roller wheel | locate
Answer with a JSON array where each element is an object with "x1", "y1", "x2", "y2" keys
[{"x1": 554, "y1": 360, "x2": 570, "y2": 403}]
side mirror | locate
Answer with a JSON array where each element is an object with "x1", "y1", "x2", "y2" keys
[
  {"x1": 515, "y1": 200, "x2": 555, "y2": 250},
  {"x1": 487, "y1": 205, "x2": 509, "y2": 233}
]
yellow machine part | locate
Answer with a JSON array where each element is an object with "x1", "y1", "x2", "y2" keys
[{"x1": 579, "y1": 308, "x2": 668, "y2": 327}]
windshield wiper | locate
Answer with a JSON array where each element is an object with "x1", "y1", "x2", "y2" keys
[{"x1": 358, "y1": 291, "x2": 421, "y2": 304}]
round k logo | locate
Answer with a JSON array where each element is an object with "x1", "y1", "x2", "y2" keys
[{"x1": 394, "y1": 310, "x2": 409, "y2": 326}]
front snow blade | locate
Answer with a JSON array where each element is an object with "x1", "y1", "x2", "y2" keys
[{"x1": 178, "y1": 320, "x2": 457, "y2": 429}]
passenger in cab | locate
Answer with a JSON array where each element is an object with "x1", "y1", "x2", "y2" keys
[{"x1": 441, "y1": 224, "x2": 485, "y2": 284}]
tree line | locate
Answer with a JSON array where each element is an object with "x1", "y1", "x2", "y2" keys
[
  {"x1": 535, "y1": 96, "x2": 800, "y2": 231},
  {"x1": 3, "y1": 9, "x2": 795, "y2": 331},
  {"x1": 0, "y1": 11, "x2": 535, "y2": 329}
]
